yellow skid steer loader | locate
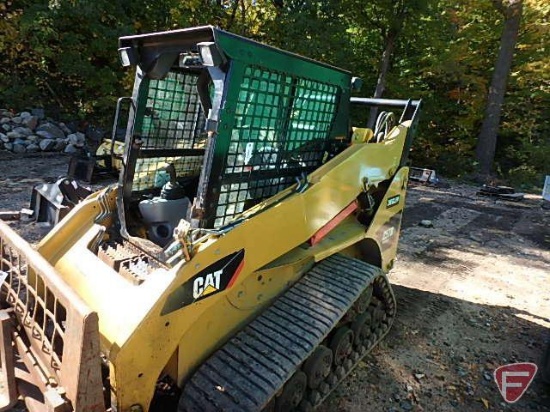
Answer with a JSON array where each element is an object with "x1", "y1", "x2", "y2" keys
[{"x1": 0, "y1": 26, "x2": 420, "y2": 412}]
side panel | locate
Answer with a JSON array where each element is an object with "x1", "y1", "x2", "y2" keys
[
  {"x1": 308, "y1": 166, "x2": 409, "y2": 272},
  {"x1": 367, "y1": 167, "x2": 409, "y2": 271}
]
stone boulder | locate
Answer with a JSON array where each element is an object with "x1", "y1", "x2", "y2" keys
[
  {"x1": 36, "y1": 122, "x2": 66, "y2": 140},
  {"x1": 68, "y1": 132, "x2": 86, "y2": 147},
  {"x1": 12, "y1": 143, "x2": 26, "y2": 153},
  {"x1": 54, "y1": 139, "x2": 67, "y2": 151},
  {"x1": 12, "y1": 126, "x2": 33, "y2": 137},
  {"x1": 22, "y1": 115, "x2": 39, "y2": 130},
  {"x1": 26, "y1": 143, "x2": 40, "y2": 153},
  {"x1": 39, "y1": 139, "x2": 56, "y2": 151},
  {"x1": 64, "y1": 143, "x2": 81, "y2": 154},
  {"x1": 6, "y1": 131, "x2": 25, "y2": 140}
]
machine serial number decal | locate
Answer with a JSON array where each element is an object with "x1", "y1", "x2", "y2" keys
[
  {"x1": 386, "y1": 195, "x2": 401, "y2": 208},
  {"x1": 376, "y1": 211, "x2": 403, "y2": 251},
  {"x1": 382, "y1": 227, "x2": 396, "y2": 243},
  {"x1": 161, "y1": 249, "x2": 245, "y2": 315}
]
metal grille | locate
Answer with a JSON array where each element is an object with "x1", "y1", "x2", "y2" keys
[
  {"x1": 133, "y1": 71, "x2": 206, "y2": 191},
  {"x1": 134, "y1": 155, "x2": 204, "y2": 191},
  {"x1": 140, "y1": 71, "x2": 206, "y2": 150},
  {"x1": 287, "y1": 78, "x2": 338, "y2": 163},
  {"x1": 212, "y1": 66, "x2": 338, "y2": 227},
  {"x1": 0, "y1": 240, "x2": 66, "y2": 371},
  {"x1": 0, "y1": 221, "x2": 103, "y2": 409}
]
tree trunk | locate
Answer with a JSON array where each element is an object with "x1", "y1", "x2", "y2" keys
[
  {"x1": 374, "y1": 34, "x2": 396, "y2": 99},
  {"x1": 475, "y1": 0, "x2": 523, "y2": 177},
  {"x1": 368, "y1": 32, "x2": 396, "y2": 129},
  {"x1": 225, "y1": 0, "x2": 240, "y2": 30}
]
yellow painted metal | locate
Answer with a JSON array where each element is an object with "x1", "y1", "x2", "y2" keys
[
  {"x1": 367, "y1": 167, "x2": 410, "y2": 271},
  {"x1": 37, "y1": 187, "x2": 118, "y2": 262},
  {"x1": 3, "y1": 119, "x2": 413, "y2": 411},
  {"x1": 351, "y1": 127, "x2": 374, "y2": 144},
  {"x1": 95, "y1": 139, "x2": 125, "y2": 171},
  {"x1": 109, "y1": 122, "x2": 412, "y2": 410}
]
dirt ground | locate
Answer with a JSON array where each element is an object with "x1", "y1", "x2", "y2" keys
[
  {"x1": 319, "y1": 182, "x2": 550, "y2": 411},
  {"x1": 1, "y1": 151, "x2": 550, "y2": 412}
]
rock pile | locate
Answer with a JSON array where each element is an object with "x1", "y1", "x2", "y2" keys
[{"x1": 0, "y1": 109, "x2": 100, "y2": 154}]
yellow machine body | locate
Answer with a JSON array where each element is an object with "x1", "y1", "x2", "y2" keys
[
  {"x1": 29, "y1": 125, "x2": 408, "y2": 410},
  {"x1": 0, "y1": 26, "x2": 420, "y2": 412}
]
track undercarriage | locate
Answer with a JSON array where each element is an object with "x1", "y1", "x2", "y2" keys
[{"x1": 180, "y1": 253, "x2": 396, "y2": 411}]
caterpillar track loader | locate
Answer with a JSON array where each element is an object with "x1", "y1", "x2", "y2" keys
[{"x1": 0, "y1": 26, "x2": 420, "y2": 412}]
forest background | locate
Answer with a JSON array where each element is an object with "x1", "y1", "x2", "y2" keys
[{"x1": 0, "y1": 0, "x2": 548, "y2": 188}]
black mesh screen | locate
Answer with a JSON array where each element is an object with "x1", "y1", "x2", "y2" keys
[
  {"x1": 210, "y1": 66, "x2": 339, "y2": 227},
  {"x1": 133, "y1": 71, "x2": 206, "y2": 192}
]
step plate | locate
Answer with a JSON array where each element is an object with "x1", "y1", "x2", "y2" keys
[{"x1": 180, "y1": 254, "x2": 383, "y2": 411}]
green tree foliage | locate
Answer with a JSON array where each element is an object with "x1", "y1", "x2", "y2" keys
[
  {"x1": 494, "y1": 0, "x2": 549, "y2": 187},
  {"x1": 0, "y1": 0, "x2": 547, "y2": 187},
  {"x1": 2, "y1": 0, "x2": 131, "y2": 118},
  {"x1": 403, "y1": 1, "x2": 503, "y2": 176},
  {"x1": 0, "y1": 0, "x2": 203, "y2": 119}
]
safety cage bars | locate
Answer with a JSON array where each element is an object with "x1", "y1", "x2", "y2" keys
[
  {"x1": 206, "y1": 65, "x2": 340, "y2": 228},
  {"x1": 127, "y1": 64, "x2": 341, "y2": 230},
  {"x1": 132, "y1": 70, "x2": 207, "y2": 192}
]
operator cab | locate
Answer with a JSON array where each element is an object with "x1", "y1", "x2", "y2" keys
[
  {"x1": 115, "y1": 26, "x2": 352, "y2": 250},
  {"x1": 119, "y1": 61, "x2": 211, "y2": 246}
]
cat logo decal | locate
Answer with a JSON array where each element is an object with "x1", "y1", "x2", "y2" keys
[{"x1": 162, "y1": 249, "x2": 245, "y2": 315}]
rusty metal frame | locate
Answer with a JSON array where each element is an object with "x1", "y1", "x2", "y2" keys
[
  {"x1": 0, "y1": 221, "x2": 104, "y2": 411},
  {"x1": 0, "y1": 310, "x2": 16, "y2": 411}
]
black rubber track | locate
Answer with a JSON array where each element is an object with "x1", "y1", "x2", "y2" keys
[{"x1": 179, "y1": 254, "x2": 381, "y2": 412}]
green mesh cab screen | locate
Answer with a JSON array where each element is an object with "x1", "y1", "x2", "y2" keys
[
  {"x1": 210, "y1": 65, "x2": 339, "y2": 228},
  {"x1": 133, "y1": 71, "x2": 206, "y2": 192}
]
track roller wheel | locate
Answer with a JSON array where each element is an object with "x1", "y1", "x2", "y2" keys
[
  {"x1": 353, "y1": 285, "x2": 373, "y2": 314},
  {"x1": 275, "y1": 371, "x2": 307, "y2": 412},
  {"x1": 302, "y1": 345, "x2": 333, "y2": 389},
  {"x1": 307, "y1": 391, "x2": 322, "y2": 405},
  {"x1": 318, "y1": 381, "x2": 330, "y2": 395},
  {"x1": 298, "y1": 399, "x2": 314, "y2": 412},
  {"x1": 326, "y1": 374, "x2": 338, "y2": 386},
  {"x1": 351, "y1": 311, "x2": 372, "y2": 347},
  {"x1": 370, "y1": 297, "x2": 385, "y2": 327},
  {"x1": 330, "y1": 327, "x2": 354, "y2": 366}
]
